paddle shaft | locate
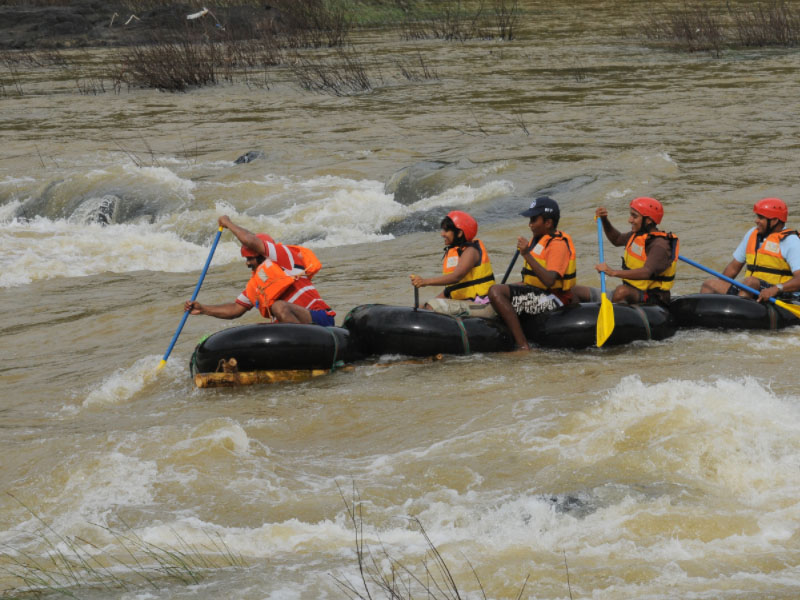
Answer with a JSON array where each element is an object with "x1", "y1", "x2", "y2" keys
[
  {"x1": 501, "y1": 250, "x2": 520, "y2": 284},
  {"x1": 595, "y1": 217, "x2": 616, "y2": 347},
  {"x1": 159, "y1": 227, "x2": 224, "y2": 369},
  {"x1": 679, "y1": 254, "x2": 772, "y2": 301},
  {"x1": 597, "y1": 218, "x2": 607, "y2": 295},
  {"x1": 414, "y1": 286, "x2": 419, "y2": 311}
]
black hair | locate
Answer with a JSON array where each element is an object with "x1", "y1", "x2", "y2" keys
[
  {"x1": 440, "y1": 216, "x2": 465, "y2": 243},
  {"x1": 532, "y1": 213, "x2": 560, "y2": 229}
]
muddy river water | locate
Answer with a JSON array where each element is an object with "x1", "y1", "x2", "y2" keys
[{"x1": 2, "y1": 2, "x2": 800, "y2": 598}]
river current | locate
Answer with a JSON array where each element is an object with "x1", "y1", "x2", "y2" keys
[{"x1": 2, "y1": 2, "x2": 800, "y2": 598}]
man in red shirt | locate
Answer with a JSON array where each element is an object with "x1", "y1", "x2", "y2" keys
[{"x1": 184, "y1": 216, "x2": 335, "y2": 326}]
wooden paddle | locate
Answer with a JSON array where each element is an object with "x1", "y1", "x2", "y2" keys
[
  {"x1": 596, "y1": 217, "x2": 615, "y2": 347},
  {"x1": 679, "y1": 255, "x2": 800, "y2": 319},
  {"x1": 158, "y1": 226, "x2": 224, "y2": 370}
]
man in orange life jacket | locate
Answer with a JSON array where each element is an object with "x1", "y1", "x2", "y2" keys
[
  {"x1": 184, "y1": 216, "x2": 336, "y2": 326},
  {"x1": 488, "y1": 196, "x2": 578, "y2": 351},
  {"x1": 588, "y1": 197, "x2": 679, "y2": 306},
  {"x1": 409, "y1": 210, "x2": 496, "y2": 318},
  {"x1": 699, "y1": 197, "x2": 800, "y2": 302}
]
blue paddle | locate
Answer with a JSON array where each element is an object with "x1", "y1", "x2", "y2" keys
[
  {"x1": 158, "y1": 226, "x2": 224, "y2": 370},
  {"x1": 678, "y1": 255, "x2": 800, "y2": 318}
]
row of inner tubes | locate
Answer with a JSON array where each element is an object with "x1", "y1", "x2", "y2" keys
[{"x1": 190, "y1": 294, "x2": 800, "y2": 375}]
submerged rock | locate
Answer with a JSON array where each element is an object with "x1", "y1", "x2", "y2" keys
[{"x1": 234, "y1": 150, "x2": 265, "y2": 165}]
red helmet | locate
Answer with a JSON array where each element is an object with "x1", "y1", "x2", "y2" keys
[
  {"x1": 630, "y1": 197, "x2": 663, "y2": 225},
  {"x1": 753, "y1": 197, "x2": 788, "y2": 222},
  {"x1": 447, "y1": 210, "x2": 478, "y2": 242},
  {"x1": 240, "y1": 233, "x2": 275, "y2": 257}
]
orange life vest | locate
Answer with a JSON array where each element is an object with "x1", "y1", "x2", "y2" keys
[
  {"x1": 286, "y1": 245, "x2": 322, "y2": 279},
  {"x1": 243, "y1": 259, "x2": 331, "y2": 319},
  {"x1": 521, "y1": 231, "x2": 577, "y2": 291}
]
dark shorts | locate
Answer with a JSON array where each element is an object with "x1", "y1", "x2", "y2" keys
[
  {"x1": 727, "y1": 279, "x2": 800, "y2": 301},
  {"x1": 622, "y1": 283, "x2": 670, "y2": 307},
  {"x1": 507, "y1": 284, "x2": 565, "y2": 315},
  {"x1": 310, "y1": 309, "x2": 336, "y2": 327}
]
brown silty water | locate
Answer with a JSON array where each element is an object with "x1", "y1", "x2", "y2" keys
[{"x1": 1, "y1": 2, "x2": 800, "y2": 598}]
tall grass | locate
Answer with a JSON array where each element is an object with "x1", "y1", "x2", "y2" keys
[
  {"x1": 333, "y1": 485, "x2": 534, "y2": 600},
  {"x1": 730, "y1": 0, "x2": 800, "y2": 46},
  {"x1": 118, "y1": 37, "x2": 223, "y2": 91},
  {"x1": 288, "y1": 47, "x2": 380, "y2": 95},
  {"x1": 400, "y1": 0, "x2": 519, "y2": 41},
  {"x1": 2, "y1": 496, "x2": 247, "y2": 597},
  {"x1": 640, "y1": 0, "x2": 800, "y2": 53}
]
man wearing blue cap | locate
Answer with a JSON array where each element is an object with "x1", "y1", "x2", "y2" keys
[{"x1": 488, "y1": 196, "x2": 578, "y2": 351}]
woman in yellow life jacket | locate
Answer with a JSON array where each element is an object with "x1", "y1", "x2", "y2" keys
[
  {"x1": 699, "y1": 197, "x2": 800, "y2": 303},
  {"x1": 590, "y1": 197, "x2": 679, "y2": 306},
  {"x1": 409, "y1": 211, "x2": 496, "y2": 318}
]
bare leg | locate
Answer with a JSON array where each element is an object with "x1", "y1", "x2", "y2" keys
[
  {"x1": 738, "y1": 277, "x2": 759, "y2": 299},
  {"x1": 271, "y1": 300, "x2": 313, "y2": 323},
  {"x1": 700, "y1": 277, "x2": 732, "y2": 294},
  {"x1": 611, "y1": 284, "x2": 641, "y2": 304},
  {"x1": 488, "y1": 284, "x2": 529, "y2": 350}
]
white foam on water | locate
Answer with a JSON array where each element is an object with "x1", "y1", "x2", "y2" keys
[
  {"x1": 408, "y1": 179, "x2": 514, "y2": 213},
  {"x1": 2, "y1": 165, "x2": 510, "y2": 287},
  {"x1": 555, "y1": 376, "x2": 800, "y2": 502},
  {"x1": 0, "y1": 218, "x2": 240, "y2": 287},
  {"x1": 135, "y1": 515, "x2": 354, "y2": 559},
  {"x1": 121, "y1": 163, "x2": 197, "y2": 196},
  {"x1": 0, "y1": 198, "x2": 23, "y2": 220},
  {"x1": 0, "y1": 175, "x2": 36, "y2": 186},
  {"x1": 60, "y1": 452, "x2": 159, "y2": 525},
  {"x1": 171, "y1": 418, "x2": 252, "y2": 456},
  {"x1": 273, "y1": 176, "x2": 406, "y2": 246},
  {"x1": 81, "y1": 355, "x2": 184, "y2": 409}
]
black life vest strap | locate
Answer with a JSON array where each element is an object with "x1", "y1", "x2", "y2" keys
[
  {"x1": 520, "y1": 233, "x2": 569, "y2": 279},
  {"x1": 444, "y1": 274, "x2": 495, "y2": 297},
  {"x1": 747, "y1": 263, "x2": 793, "y2": 277}
]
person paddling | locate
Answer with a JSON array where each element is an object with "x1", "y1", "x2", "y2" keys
[
  {"x1": 410, "y1": 210, "x2": 496, "y2": 318},
  {"x1": 487, "y1": 196, "x2": 577, "y2": 351},
  {"x1": 699, "y1": 197, "x2": 800, "y2": 303},
  {"x1": 576, "y1": 197, "x2": 678, "y2": 307},
  {"x1": 184, "y1": 216, "x2": 335, "y2": 326}
]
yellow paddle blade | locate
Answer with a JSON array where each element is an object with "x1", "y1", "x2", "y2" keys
[
  {"x1": 775, "y1": 299, "x2": 800, "y2": 320},
  {"x1": 596, "y1": 293, "x2": 615, "y2": 347}
]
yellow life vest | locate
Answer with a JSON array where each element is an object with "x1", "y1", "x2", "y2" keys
[
  {"x1": 622, "y1": 231, "x2": 679, "y2": 291},
  {"x1": 745, "y1": 228, "x2": 798, "y2": 285},
  {"x1": 442, "y1": 239, "x2": 495, "y2": 300},
  {"x1": 521, "y1": 231, "x2": 577, "y2": 291}
]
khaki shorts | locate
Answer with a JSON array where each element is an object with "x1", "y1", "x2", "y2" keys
[{"x1": 426, "y1": 297, "x2": 497, "y2": 319}]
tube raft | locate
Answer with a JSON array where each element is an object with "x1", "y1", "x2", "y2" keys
[
  {"x1": 190, "y1": 324, "x2": 359, "y2": 387},
  {"x1": 521, "y1": 302, "x2": 676, "y2": 349},
  {"x1": 343, "y1": 304, "x2": 515, "y2": 356},
  {"x1": 344, "y1": 303, "x2": 675, "y2": 356},
  {"x1": 669, "y1": 293, "x2": 800, "y2": 330}
]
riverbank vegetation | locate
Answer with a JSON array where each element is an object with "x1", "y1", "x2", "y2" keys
[
  {"x1": 641, "y1": 0, "x2": 800, "y2": 55},
  {"x1": 3, "y1": 0, "x2": 800, "y2": 97},
  {"x1": 0, "y1": 0, "x2": 519, "y2": 95}
]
